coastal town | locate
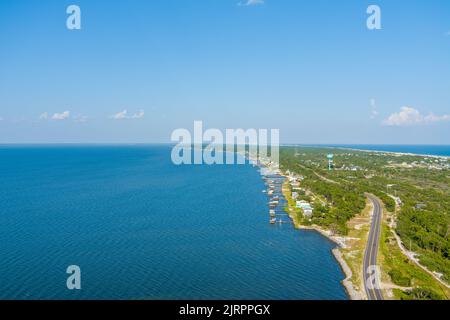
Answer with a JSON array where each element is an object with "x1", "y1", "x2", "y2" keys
[{"x1": 248, "y1": 146, "x2": 450, "y2": 300}]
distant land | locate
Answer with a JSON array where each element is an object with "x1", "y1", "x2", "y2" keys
[{"x1": 285, "y1": 145, "x2": 450, "y2": 157}]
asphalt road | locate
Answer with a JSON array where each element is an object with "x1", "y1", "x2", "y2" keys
[{"x1": 363, "y1": 194, "x2": 384, "y2": 300}]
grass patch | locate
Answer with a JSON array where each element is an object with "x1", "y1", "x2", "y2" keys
[{"x1": 379, "y1": 223, "x2": 450, "y2": 300}]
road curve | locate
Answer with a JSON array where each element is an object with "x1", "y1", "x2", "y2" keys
[{"x1": 363, "y1": 194, "x2": 384, "y2": 300}]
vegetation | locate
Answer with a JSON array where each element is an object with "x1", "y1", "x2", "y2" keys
[
  {"x1": 399, "y1": 287, "x2": 445, "y2": 300},
  {"x1": 279, "y1": 146, "x2": 450, "y2": 297},
  {"x1": 388, "y1": 269, "x2": 411, "y2": 287},
  {"x1": 379, "y1": 222, "x2": 450, "y2": 300}
]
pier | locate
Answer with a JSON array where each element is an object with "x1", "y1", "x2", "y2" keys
[{"x1": 263, "y1": 173, "x2": 293, "y2": 226}]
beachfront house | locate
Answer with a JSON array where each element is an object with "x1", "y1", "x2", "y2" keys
[
  {"x1": 290, "y1": 180, "x2": 300, "y2": 188},
  {"x1": 302, "y1": 208, "x2": 313, "y2": 217},
  {"x1": 296, "y1": 200, "x2": 313, "y2": 217}
]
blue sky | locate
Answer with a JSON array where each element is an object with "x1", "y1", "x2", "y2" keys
[{"x1": 0, "y1": 0, "x2": 449, "y2": 144}]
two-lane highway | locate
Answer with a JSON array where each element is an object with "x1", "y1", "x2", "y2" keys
[{"x1": 363, "y1": 194, "x2": 384, "y2": 300}]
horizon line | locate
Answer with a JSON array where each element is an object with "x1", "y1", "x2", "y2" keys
[{"x1": 0, "y1": 142, "x2": 449, "y2": 146}]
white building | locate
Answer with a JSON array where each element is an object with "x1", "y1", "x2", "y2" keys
[
  {"x1": 296, "y1": 200, "x2": 313, "y2": 217},
  {"x1": 291, "y1": 180, "x2": 300, "y2": 188}
]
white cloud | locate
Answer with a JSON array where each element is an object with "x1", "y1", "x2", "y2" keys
[
  {"x1": 131, "y1": 110, "x2": 145, "y2": 119},
  {"x1": 39, "y1": 111, "x2": 86, "y2": 122},
  {"x1": 111, "y1": 110, "x2": 128, "y2": 120},
  {"x1": 423, "y1": 113, "x2": 450, "y2": 123},
  {"x1": 111, "y1": 109, "x2": 145, "y2": 120},
  {"x1": 383, "y1": 107, "x2": 450, "y2": 126},
  {"x1": 370, "y1": 98, "x2": 379, "y2": 119},
  {"x1": 51, "y1": 111, "x2": 70, "y2": 120},
  {"x1": 238, "y1": 0, "x2": 264, "y2": 6},
  {"x1": 39, "y1": 112, "x2": 49, "y2": 120}
]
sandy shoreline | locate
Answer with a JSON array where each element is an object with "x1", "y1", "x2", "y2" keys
[
  {"x1": 280, "y1": 144, "x2": 450, "y2": 159},
  {"x1": 316, "y1": 145, "x2": 450, "y2": 160}
]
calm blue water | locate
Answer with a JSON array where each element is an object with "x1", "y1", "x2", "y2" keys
[
  {"x1": 325, "y1": 145, "x2": 450, "y2": 157},
  {"x1": 0, "y1": 145, "x2": 347, "y2": 300}
]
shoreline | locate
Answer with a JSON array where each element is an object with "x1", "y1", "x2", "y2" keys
[
  {"x1": 296, "y1": 225, "x2": 361, "y2": 300},
  {"x1": 298, "y1": 145, "x2": 450, "y2": 160},
  {"x1": 250, "y1": 155, "x2": 364, "y2": 300},
  {"x1": 272, "y1": 166, "x2": 360, "y2": 300},
  {"x1": 332, "y1": 248, "x2": 363, "y2": 300}
]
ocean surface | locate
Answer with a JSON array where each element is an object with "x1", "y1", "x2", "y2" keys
[
  {"x1": 0, "y1": 145, "x2": 347, "y2": 300},
  {"x1": 323, "y1": 145, "x2": 450, "y2": 157}
]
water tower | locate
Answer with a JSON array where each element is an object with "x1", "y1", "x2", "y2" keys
[{"x1": 327, "y1": 154, "x2": 334, "y2": 171}]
